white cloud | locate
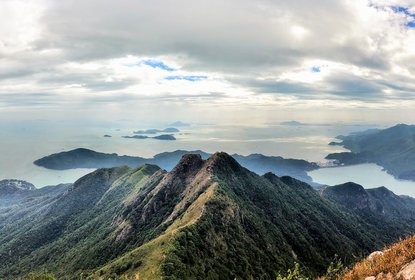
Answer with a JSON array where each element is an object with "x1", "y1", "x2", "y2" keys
[{"x1": 0, "y1": 0, "x2": 414, "y2": 123}]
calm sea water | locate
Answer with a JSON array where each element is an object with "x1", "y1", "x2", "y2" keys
[{"x1": 309, "y1": 164, "x2": 415, "y2": 197}]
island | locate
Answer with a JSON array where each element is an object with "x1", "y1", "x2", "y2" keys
[
  {"x1": 122, "y1": 134, "x2": 176, "y2": 140},
  {"x1": 133, "y1": 127, "x2": 179, "y2": 134},
  {"x1": 122, "y1": 135, "x2": 149, "y2": 139},
  {"x1": 33, "y1": 148, "x2": 319, "y2": 185},
  {"x1": 168, "y1": 121, "x2": 190, "y2": 127},
  {"x1": 152, "y1": 134, "x2": 176, "y2": 140}
]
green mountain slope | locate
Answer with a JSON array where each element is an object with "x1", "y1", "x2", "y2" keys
[
  {"x1": 1, "y1": 153, "x2": 415, "y2": 279},
  {"x1": 326, "y1": 124, "x2": 415, "y2": 180}
]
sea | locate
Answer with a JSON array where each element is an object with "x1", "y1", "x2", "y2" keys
[{"x1": 1, "y1": 119, "x2": 414, "y2": 196}]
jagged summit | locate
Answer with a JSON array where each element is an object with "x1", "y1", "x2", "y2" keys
[
  {"x1": 168, "y1": 151, "x2": 244, "y2": 178},
  {"x1": 172, "y1": 153, "x2": 204, "y2": 173},
  {"x1": 205, "y1": 151, "x2": 244, "y2": 174}
]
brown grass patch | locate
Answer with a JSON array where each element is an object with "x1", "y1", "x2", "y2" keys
[{"x1": 341, "y1": 235, "x2": 415, "y2": 280}]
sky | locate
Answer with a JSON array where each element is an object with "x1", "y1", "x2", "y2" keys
[{"x1": 1, "y1": 0, "x2": 415, "y2": 125}]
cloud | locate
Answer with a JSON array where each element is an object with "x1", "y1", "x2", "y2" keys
[{"x1": 0, "y1": 0, "x2": 415, "y2": 122}]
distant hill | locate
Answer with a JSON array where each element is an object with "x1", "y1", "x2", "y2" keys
[
  {"x1": 320, "y1": 182, "x2": 415, "y2": 225},
  {"x1": 3, "y1": 153, "x2": 415, "y2": 279},
  {"x1": 0, "y1": 179, "x2": 35, "y2": 196},
  {"x1": 168, "y1": 121, "x2": 190, "y2": 127},
  {"x1": 133, "y1": 127, "x2": 179, "y2": 134},
  {"x1": 33, "y1": 148, "x2": 318, "y2": 184},
  {"x1": 122, "y1": 134, "x2": 177, "y2": 140},
  {"x1": 153, "y1": 134, "x2": 176, "y2": 140},
  {"x1": 34, "y1": 148, "x2": 148, "y2": 170},
  {"x1": 280, "y1": 120, "x2": 307, "y2": 126},
  {"x1": 326, "y1": 124, "x2": 415, "y2": 180}
]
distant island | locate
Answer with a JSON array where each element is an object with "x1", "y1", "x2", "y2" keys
[
  {"x1": 133, "y1": 127, "x2": 179, "y2": 134},
  {"x1": 326, "y1": 124, "x2": 415, "y2": 180},
  {"x1": 168, "y1": 121, "x2": 190, "y2": 127},
  {"x1": 153, "y1": 134, "x2": 176, "y2": 140},
  {"x1": 33, "y1": 148, "x2": 319, "y2": 184},
  {"x1": 280, "y1": 120, "x2": 307, "y2": 126},
  {"x1": 122, "y1": 134, "x2": 176, "y2": 140},
  {"x1": 103, "y1": 134, "x2": 112, "y2": 138},
  {"x1": 122, "y1": 135, "x2": 148, "y2": 139}
]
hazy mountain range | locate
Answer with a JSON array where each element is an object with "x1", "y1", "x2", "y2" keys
[{"x1": 2, "y1": 152, "x2": 415, "y2": 279}]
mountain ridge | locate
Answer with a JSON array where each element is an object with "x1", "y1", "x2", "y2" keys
[{"x1": 2, "y1": 152, "x2": 415, "y2": 279}]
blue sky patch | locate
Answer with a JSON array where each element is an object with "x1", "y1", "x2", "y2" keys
[
  {"x1": 391, "y1": 6, "x2": 415, "y2": 28},
  {"x1": 391, "y1": 6, "x2": 409, "y2": 14},
  {"x1": 165, "y1": 75, "x2": 208, "y2": 82},
  {"x1": 407, "y1": 21, "x2": 415, "y2": 28},
  {"x1": 311, "y1": 66, "x2": 321, "y2": 73},
  {"x1": 141, "y1": 60, "x2": 175, "y2": 71}
]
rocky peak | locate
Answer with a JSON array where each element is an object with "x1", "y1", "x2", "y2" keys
[
  {"x1": 205, "y1": 152, "x2": 243, "y2": 174},
  {"x1": 172, "y1": 154, "x2": 204, "y2": 175}
]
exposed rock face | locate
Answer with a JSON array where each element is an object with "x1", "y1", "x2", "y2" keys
[
  {"x1": 397, "y1": 260, "x2": 415, "y2": 280},
  {"x1": 375, "y1": 272, "x2": 394, "y2": 280},
  {"x1": 368, "y1": 251, "x2": 384, "y2": 260}
]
